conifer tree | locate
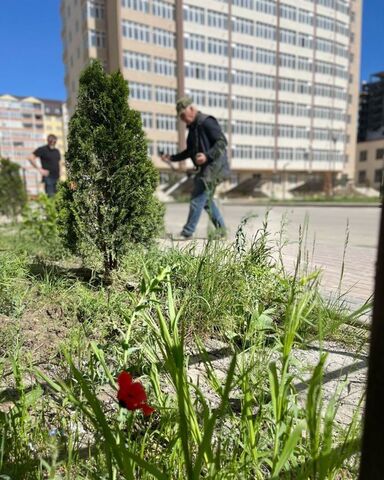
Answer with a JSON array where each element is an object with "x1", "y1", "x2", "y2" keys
[
  {"x1": 59, "y1": 61, "x2": 164, "y2": 277},
  {"x1": 0, "y1": 158, "x2": 27, "y2": 219}
]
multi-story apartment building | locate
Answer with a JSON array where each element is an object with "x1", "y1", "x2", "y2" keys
[
  {"x1": 61, "y1": 0, "x2": 362, "y2": 184},
  {"x1": 0, "y1": 94, "x2": 67, "y2": 195},
  {"x1": 358, "y1": 72, "x2": 384, "y2": 142}
]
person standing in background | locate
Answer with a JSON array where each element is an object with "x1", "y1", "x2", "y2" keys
[{"x1": 28, "y1": 134, "x2": 60, "y2": 197}]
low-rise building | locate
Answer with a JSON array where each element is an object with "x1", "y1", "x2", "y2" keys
[
  {"x1": 0, "y1": 94, "x2": 67, "y2": 195},
  {"x1": 355, "y1": 138, "x2": 384, "y2": 190}
]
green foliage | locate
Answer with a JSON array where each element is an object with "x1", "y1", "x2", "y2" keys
[
  {"x1": 59, "y1": 61, "x2": 164, "y2": 276},
  {"x1": 0, "y1": 217, "x2": 367, "y2": 479},
  {"x1": 0, "y1": 251, "x2": 28, "y2": 317},
  {"x1": 21, "y1": 194, "x2": 66, "y2": 259},
  {"x1": 0, "y1": 158, "x2": 27, "y2": 219}
]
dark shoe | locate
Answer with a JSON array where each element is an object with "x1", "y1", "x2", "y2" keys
[{"x1": 180, "y1": 231, "x2": 193, "y2": 239}]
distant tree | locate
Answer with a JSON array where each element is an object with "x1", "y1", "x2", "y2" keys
[
  {"x1": 0, "y1": 158, "x2": 27, "y2": 220},
  {"x1": 58, "y1": 61, "x2": 164, "y2": 278}
]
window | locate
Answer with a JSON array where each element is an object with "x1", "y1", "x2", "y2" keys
[
  {"x1": 87, "y1": 0, "x2": 105, "y2": 18},
  {"x1": 280, "y1": 53, "x2": 296, "y2": 70},
  {"x1": 207, "y1": 10, "x2": 227, "y2": 29},
  {"x1": 208, "y1": 65, "x2": 228, "y2": 83},
  {"x1": 255, "y1": 98, "x2": 275, "y2": 113},
  {"x1": 88, "y1": 30, "x2": 106, "y2": 48},
  {"x1": 255, "y1": 0, "x2": 276, "y2": 15},
  {"x1": 278, "y1": 148, "x2": 294, "y2": 160},
  {"x1": 279, "y1": 77, "x2": 295, "y2": 92},
  {"x1": 376, "y1": 148, "x2": 384, "y2": 160},
  {"x1": 280, "y1": 28, "x2": 296, "y2": 45},
  {"x1": 208, "y1": 92, "x2": 227, "y2": 109},
  {"x1": 153, "y1": 28, "x2": 175, "y2": 48},
  {"x1": 280, "y1": 4, "x2": 297, "y2": 21},
  {"x1": 157, "y1": 141, "x2": 178, "y2": 155},
  {"x1": 297, "y1": 81, "x2": 312, "y2": 95},
  {"x1": 129, "y1": 82, "x2": 152, "y2": 101},
  {"x1": 156, "y1": 87, "x2": 176, "y2": 104},
  {"x1": 154, "y1": 58, "x2": 176, "y2": 76},
  {"x1": 122, "y1": 21, "x2": 150, "y2": 43},
  {"x1": 296, "y1": 104, "x2": 311, "y2": 117},
  {"x1": 156, "y1": 114, "x2": 177, "y2": 130},
  {"x1": 233, "y1": 0, "x2": 254, "y2": 9},
  {"x1": 359, "y1": 150, "x2": 367, "y2": 162},
  {"x1": 255, "y1": 123, "x2": 275, "y2": 136},
  {"x1": 122, "y1": 0, "x2": 149, "y2": 13},
  {"x1": 278, "y1": 125, "x2": 295, "y2": 138},
  {"x1": 256, "y1": 22, "x2": 276, "y2": 40},
  {"x1": 318, "y1": 0, "x2": 335, "y2": 8},
  {"x1": 255, "y1": 73, "x2": 275, "y2": 89},
  {"x1": 254, "y1": 146, "x2": 274, "y2": 160},
  {"x1": 141, "y1": 112, "x2": 153, "y2": 129},
  {"x1": 233, "y1": 145, "x2": 253, "y2": 159},
  {"x1": 152, "y1": 0, "x2": 174, "y2": 19},
  {"x1": 232, "y1": 120, "x2": 253, "y2": 135},
  {"x1": 256, "y1": 48, "x2": 276, "y2": 65},
  {"x1": 298, "y1": 57, "x2": 312, "y2": 72},
  {"x1": 232, "y1": 96, "x2": 253, "y2": 112},
  {"x1": 374, "y1": 169, "x2": 383, "y2": 183},
  {"x1": 316, "y1": 37, "x2": 333, "y2": 54},
  {"x1": 317, "y1": 14, "x2": 333, "y2": 31},
  {"x1": 123, "y1": 51, "x2": 151, "y2": 71},
  {"x1": 278, "y1": 102, "x2": 295, "y2": 115},
  {"x1": 232, "y1": 69, "x2": 253, "y2": 87},
  {"x1": 296, "y1": 127, "x2": 309, "y2": 138},
  {"x1": 297, "y1": 33, "x2": 313, "y2": 49},
  {"x1": 233, "y1": 43, "x2": 253, "y2": 61},
  {"x1": 185, "y1": 62, "x2": 206, "y2": 80},
  {"x1": 188, "y1": 89, "x2": 206, "y2": 106},
  {"x1": 358, "y1": 170, "x2": 366, "y2": 184},
  {"x1": 184, "y1": 5, "x2": 205, "y2": 23},
  {"x1": 298, "y1": 9, "x2": 313, "y2": 25},
  {"x1": 208, "y1": 37, "x2": 228, "y2": 56},
  {"x1": 184, "y1": 33, "x2": 205, "y2": 51},
  {"x1": 232, "y1": 16, "x2": 253, "y2": 35}
]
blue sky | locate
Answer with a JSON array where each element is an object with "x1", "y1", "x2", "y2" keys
[{"x1": 0, "y1": 0, "x2": 382, "y2": 101}]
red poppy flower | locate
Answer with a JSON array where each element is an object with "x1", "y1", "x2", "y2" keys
[{"x1": 117, "y1": 371, "x2": 155, "y2": 416}]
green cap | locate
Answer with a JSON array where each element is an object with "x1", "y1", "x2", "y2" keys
[{"x1": 176, "y1": 96, "x2": 193, "y2": 115}]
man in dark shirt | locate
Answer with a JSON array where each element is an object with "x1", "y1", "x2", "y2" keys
[
  {"x1": 161, "y1": 97, "x2": 230, "y2": 238},
  {"x1": 29, "y1": 134, "x2": 61, "y2": 197}
]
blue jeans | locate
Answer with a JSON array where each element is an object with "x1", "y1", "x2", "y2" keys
[
  {"x1": 43, "y1": 176, "x2": 58, "y2": 197},
  {"x1": 181, "y1": 176, "x2": 225, "y2": 236}
]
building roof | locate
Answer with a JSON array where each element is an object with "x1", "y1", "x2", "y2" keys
[
  {"x1": 0, "y1": 93, "x2": 65, "y2": 116},
  {"x1": 0, "y1": 93, "x2": 65, "y2": 105}
]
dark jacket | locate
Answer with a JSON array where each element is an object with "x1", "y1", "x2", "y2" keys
[{"x1": 170, "y1": 112, "x2": 230, "y2": 184}]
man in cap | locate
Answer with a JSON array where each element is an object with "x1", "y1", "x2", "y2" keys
[{"x1": 161, "y1": 96, "x2": 230, "y2": 238}]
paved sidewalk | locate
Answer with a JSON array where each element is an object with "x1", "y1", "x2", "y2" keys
[{"x1": 164, "y1": 204, "x2": 380, "y2": 306}]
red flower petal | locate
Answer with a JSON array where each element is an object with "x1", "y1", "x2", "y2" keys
[
  {"x1": 117, "y1": 372, "x2": 154, "y2": 414},
  {"x1": 141, "y1": 404, "x2": 155, "y2": 416},
  {"x1": 117, "y1": 371, "x2": 133, "y2": 402},
  {"x1": 118, "y1": 371, "x2": 132, "y2": 387}
]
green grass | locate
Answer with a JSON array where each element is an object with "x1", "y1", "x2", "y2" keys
[{"x1": 0, "y1": 213, "x2": 369, "y2": 479}]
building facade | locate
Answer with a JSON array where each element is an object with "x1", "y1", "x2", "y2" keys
[
  {"x1": 61, "y1": 0, "x2": 362, "y2": 182},
  {"x1": 0, "y1": 94, "x2": 67, "y2": 195},
  {"x1": 358, "y1": 72, "x2": 384, "y2": 143},
  {"x1": 356, "y1": 138, "x2": 384, "y2": 190}
]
